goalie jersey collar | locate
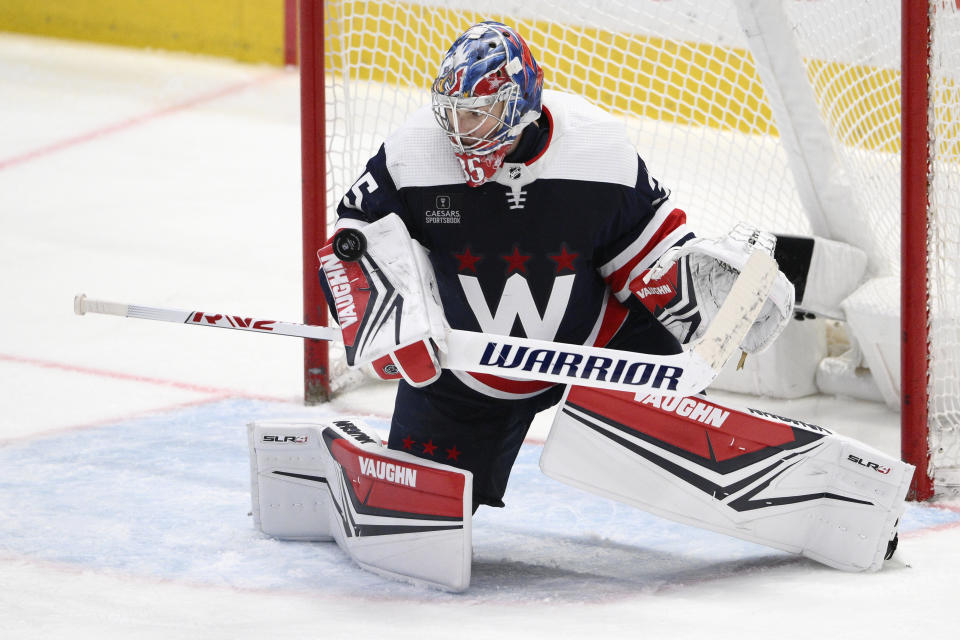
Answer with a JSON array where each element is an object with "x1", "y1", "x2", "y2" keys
[{"x1": 491, "y1": 107, "x2": 554, "y2": 198}]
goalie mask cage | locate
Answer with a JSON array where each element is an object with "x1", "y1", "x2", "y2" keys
[{"x1": 299, "y1": 0, "x2": 960, "y2": 500}]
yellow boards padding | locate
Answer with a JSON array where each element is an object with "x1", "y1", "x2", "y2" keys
[{"x1": 0, "y1": 0, "x2": 285, "y2": 64}]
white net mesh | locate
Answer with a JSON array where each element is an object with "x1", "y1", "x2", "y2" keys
[
  {"x1": 322, "y1": 0, "x2": 812, "y2": 243},
  {"x1": 928, "y1": 2, "x2": 960, "y2": 487},
  {"x1": 785, "y1": 0, "x2": 902, "y2": 274},
  {"x1": 318, "y1": 0, "x2": 960, "y2": 491}
]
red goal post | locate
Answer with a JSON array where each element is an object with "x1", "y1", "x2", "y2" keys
[
  {"x1": 300, "y1": 0, "x2": 331, "y2": 403},
  {"x1": 900, "y1": 0, "x2": 933, "y2": 500},
  {"x1": 298, "y1": 0, "x2": 960, "y2": 500}
]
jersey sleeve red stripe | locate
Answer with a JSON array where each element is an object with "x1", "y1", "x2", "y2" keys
[{"x1": 598, "y1": 207, "x2": 692, "y2": 301}]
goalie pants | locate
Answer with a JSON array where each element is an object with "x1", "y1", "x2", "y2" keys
[{"x1": 388, "y1": 309, "x2": 682, "y2": 510}]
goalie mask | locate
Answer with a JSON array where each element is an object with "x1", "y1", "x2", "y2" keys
[{"x1": 431, "y1": 22, "x2": 544, "y2": 187}]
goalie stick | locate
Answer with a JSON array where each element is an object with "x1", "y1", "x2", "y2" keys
[{"x1": 74, "y1": 250, "x2": 777, "y2": 397}]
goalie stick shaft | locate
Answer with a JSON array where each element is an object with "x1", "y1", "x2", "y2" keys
[
  {"x1": 73, "y1": 250, "x2": 776, "y2": 397},
  {"x1": 73, "y1": 294, "x2": 341, "y2": 341}
]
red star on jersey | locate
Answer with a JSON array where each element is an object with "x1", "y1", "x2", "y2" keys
[
  {"x1": 549, "y1": 245, "x2": 579, "y2": 273},
  {"x1": 422, "y1": 440, "x2": 437, "y2": 456},
  {"x1": 502, "y1": 246, "x2": 531, "y2": 273},
  {"x1": 401, "y1": 436, "x2": 416, "y2": 450},
  {"x1": 455, "y1": 247, "x2": 482, "y2": 272},
  {"x1": 445, "y1": 445, "x2": 461, "y2": 461}
]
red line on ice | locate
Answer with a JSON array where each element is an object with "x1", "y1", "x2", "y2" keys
[
  {"x1": 0, "y1": 352, "x2": 289, "y2": 401},
  {"x1": 0, "y1": 70, "x2": 288, "y2": 172},
  {"x1": 903, "y1": 502, "x2": 960, "y2": 538},
  {"x1": 0, "y1": 395, "x2": 237, "y2": 446}
]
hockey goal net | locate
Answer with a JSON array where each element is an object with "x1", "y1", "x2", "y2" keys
[{"x1": 299, "y1": 0, "x2": 960, "y2": 499}]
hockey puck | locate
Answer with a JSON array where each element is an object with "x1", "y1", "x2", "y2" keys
[{"x1": 332, "y1": 228, "x2": 367, "y2": 262}]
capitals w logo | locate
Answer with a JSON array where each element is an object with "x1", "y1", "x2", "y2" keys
[{"x1": 459, "y1": 273, "x2": 575, "y2": 340}]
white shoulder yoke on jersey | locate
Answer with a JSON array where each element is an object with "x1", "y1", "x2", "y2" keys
[
  {"x1": 384, "y1": 105, "x2": 465, "y2": 188},
  {"x1": 496, "y1": 90, "x2": 638, "y2": 189},
  {"x1": 384, "y1": 90, "x2": 640, "y2": 190}
]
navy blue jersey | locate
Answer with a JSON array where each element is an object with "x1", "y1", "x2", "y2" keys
[{"x1": 336, "y1": 91, "x2": 693, "y2": 398}]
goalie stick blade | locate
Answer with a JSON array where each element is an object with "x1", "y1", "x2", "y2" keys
[{"x1": 692, "y1": 250, "x2": 779, "y2": 370}]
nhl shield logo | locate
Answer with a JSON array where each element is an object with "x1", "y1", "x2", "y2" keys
[{"x1": 509, "y1": 166, "x2": 522, "y2": 180}]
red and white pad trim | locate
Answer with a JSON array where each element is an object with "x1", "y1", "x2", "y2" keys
[
  {"x1": 249, "y1": 418, "x2": 472, "y2": 591},
  {"x1": 319, "y1": 418, "x2": 473, "y2": 591},
  {"x1": 541, "y1": 385, "x2": 913, "y2": 571}
]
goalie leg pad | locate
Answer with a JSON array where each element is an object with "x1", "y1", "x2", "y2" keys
[
  {"x1": 248, "y1": 421, "x2": 335, "y2": 541},
  {"x1": 318, "y1": 418, "x2": 473, "y2": 592},
  {"x1": 539, "y1": 386, "x2": 913, "y2": 572},
  {"x1": 250, "y1": 418, "x2": 473, "y2": 591}
]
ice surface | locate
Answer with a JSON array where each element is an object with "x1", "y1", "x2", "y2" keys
[{"x1": 1, "y1": 33, "x2": 958, "y2": 639}]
